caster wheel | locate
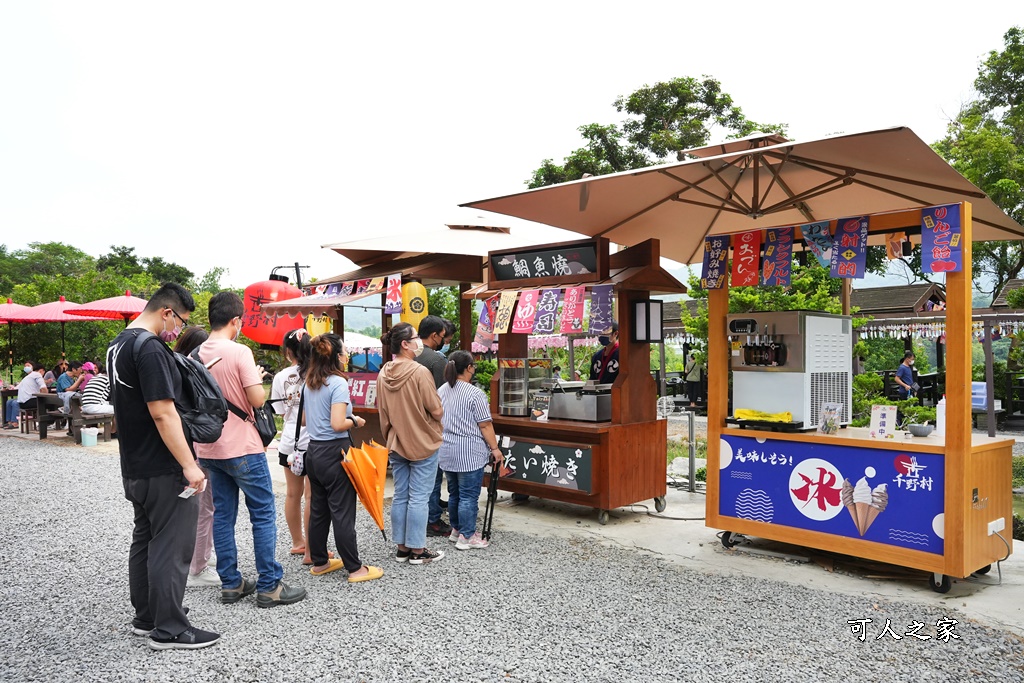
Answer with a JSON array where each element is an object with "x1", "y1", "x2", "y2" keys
[
  {"x1": 974, "y1": 564, "x2": 992, "y2": 575},
  {"x1": 654, "y1": 496, "x2": 667, "y2": 513},
  {"x1": 721, "y1": 531, "x2": 739, "y2": 548},
  {"x1": 598, "y1": 510, "x2": 609, "y2": 525},
  {"x1": 929, "y1": 573, "x2": 952, "y2": 593}
]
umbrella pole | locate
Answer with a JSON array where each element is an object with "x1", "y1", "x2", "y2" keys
[{"x1": 61, "y1": 321, "x2": 67, "y2": 362}]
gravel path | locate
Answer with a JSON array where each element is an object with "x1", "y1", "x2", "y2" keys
[{"x1": 2, "y1": 439, "x2": 1023, "y2": 682}]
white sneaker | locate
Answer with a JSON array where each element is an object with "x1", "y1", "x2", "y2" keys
[
  {"x1": 448, "y1": 528, "x2": 460, "y2": 543},
  {"x1": 207, "y1": 552, "x2": 217, "y2": 568},
  {"x1": 455, "y1": 533, "x2": 489, "y2": 550},
  {"x1": 187, "y1": 567, "x2": 221, "y2": 587}
]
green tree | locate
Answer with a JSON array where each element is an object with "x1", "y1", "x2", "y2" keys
[
  {"x1": 528, "y1": 76, "x2": 786, "y2": 188},
  {"x1": 196, "y1": 267, "x2": 228, "y2": 294},
  {"x1": 934, "y1": 26, "x2": 1024, "y2": 298},
  {"x1": 143, "y1": 256, "x2": 194, "y2": 286},
  {"x1": 97, "y1": 245, "x2": 144, "y2": 276}
]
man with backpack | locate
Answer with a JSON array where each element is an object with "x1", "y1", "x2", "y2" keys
[
  {"x1": 107, "y1": 282, "x2": 220, "y2": 650},
  {"x1": 193, "y1": 292, "x2": 306, "y2": 609}
]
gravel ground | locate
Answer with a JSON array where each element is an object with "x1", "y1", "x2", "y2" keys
[{"x1": 3, "y1": 439, "x2": 1023, "y2": 682}]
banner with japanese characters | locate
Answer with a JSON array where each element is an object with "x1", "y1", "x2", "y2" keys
[
  {"x1": 701, "y1": 236, "x2": 728, "y2": 289},
  {"x1": 355, "y1": 279, "x2": 370, "y2": 294},
  {"x1": 921, "y1": 204, "x2": 963, "y2": 273},
  {"x1": 761, "y1": 227, "x2": 793, "y2": 286},
  {"x1": 830, "y1": 216, "x2": 869, "y2": 279},
  {"x1": 473, "y1": 295, "x2": 498, "y2": 347},
  {"x1": 496, "y1": 435, "x2": 592, "y2": 493},
  {"x1": 800, "y1": 221, "x2": 833, "y2": 269},
  {"x1": 384, "y1": 275, "x2": 402, "y2": 314},
  {"x1": 587, "y1": 285, "x2": 614, "y2": 334},
  {"x1": 559, "y1": 286, "x2": 586, "y2": 334},
  {"x1": 719, "y1": 434, "x2": 944, "y2": 555},
  {"x1": 511, "y1": 289, "x2": 540, "y2": 334},
  {"x1": 532, "y1": 289, "x2": 562, "y2": 334},
  {"x1": 886, "y1": 232, "x2": 907, "y2": 261},
  {"x1": 492, "y1": 291, "x2": 517, "y2": 334},
  {"x1": 730, "y1": 231, "x2": 761, "y2": 286},
  {"x1": 339, "y1": 281, "x2": 354, "y2": 296}
]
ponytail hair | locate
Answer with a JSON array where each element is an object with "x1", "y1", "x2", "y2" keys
[
  {"x1": 282, "y1": 327, "x2": 312, "y2": 378},
  {"x1": 381, "y1": 322, "x2": 415, "y2": 355},
  {"x1": 443, "y1": 350, "x2": 474, "y2": 388},
  {"x1": 306, "y1": 333, "x2": 345, "y2": 390}
]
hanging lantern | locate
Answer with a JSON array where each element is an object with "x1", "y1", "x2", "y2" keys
[
  {"x1": 242, "y1": 274, "x2": 304, "y2": 348},
  {"x1": 306, "y1": 314, "x2": 332, "y2": 337},
  {"x1": 400, "y1": 280, "x2": 428, "y2": 329}
]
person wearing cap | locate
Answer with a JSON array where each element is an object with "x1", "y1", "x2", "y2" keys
[
  {"x1": 589, "y1": 322, "x2": 620, "y2": 385},
  {"x1": 78, "y1": 361, "x2": 98, "y2": 392}
]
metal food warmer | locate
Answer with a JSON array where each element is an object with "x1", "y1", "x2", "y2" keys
[{"x1": 497, "y1": 358, "x2": 552, "y2": 417}]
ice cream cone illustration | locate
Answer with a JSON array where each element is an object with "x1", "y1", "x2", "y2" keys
[
  {"x1": 861, "y1": 484, "x2": 888, "y2": 535},
  {"x1": 853, "y1": 477, "x2": 873, "y2": 536},
  {"x1": 842, "y1": 478, "x2": 859, "y2": 533}
]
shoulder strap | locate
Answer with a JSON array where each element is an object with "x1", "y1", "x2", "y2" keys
[{"x1": 294, "y1": 386, "x2": 304, "y2": 444}]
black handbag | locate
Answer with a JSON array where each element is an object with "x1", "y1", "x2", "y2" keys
[
  {"x1": 911, "y1": 382, "x2": 921, "y2": 393},
  {"x1": 227, "y1": 399, "x2": 279, "y2": 448}
]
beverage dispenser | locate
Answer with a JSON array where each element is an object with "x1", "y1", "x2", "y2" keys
[{"x1": 728, "y1": 311, "x2": 852, "y2": 428}]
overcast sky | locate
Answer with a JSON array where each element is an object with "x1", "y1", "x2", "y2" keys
[{"x1": 0, "y1": 2, "x2": 1017, "y2": 290}]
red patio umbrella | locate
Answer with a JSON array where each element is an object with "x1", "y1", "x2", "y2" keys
[
  {"x1": 0, "y1": 298, "x2": 34, "y2": 384},
  {"x1": 67, "y1": 290, "x2": 148, "y2": 325},
  {"x1": 13, "y1": 296, "x2": 109, "y2": 361}
]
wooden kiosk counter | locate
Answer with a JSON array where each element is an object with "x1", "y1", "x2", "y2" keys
[{"x1": 469, "y1": 237, "x2": 687, "y2": 523}]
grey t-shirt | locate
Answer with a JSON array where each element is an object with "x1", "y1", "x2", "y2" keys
[{"x1": 414, "y1": 347, "x2": 447, "y2": 389}]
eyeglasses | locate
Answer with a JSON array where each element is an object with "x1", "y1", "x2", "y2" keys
[{"x1": 170, "y1": 309, "x2": 190, "y2": 328}]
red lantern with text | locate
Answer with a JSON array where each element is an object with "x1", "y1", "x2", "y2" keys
[{"x1": 242, "y1": 275, "x2": 304, "y2": 348}]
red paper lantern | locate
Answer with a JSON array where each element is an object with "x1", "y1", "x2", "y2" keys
[{"x1": 242, "y1": 275, "x2": 304, "y2": 347}]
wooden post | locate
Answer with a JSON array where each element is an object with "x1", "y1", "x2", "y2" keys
[
  {"x1": 943, "y1": 202, "x2": 972, "y2": 577},
  {"x1": 840, "y1": 279, "x2": 852, "y2": 316},
  {"x1": 704, "y1": 284, "x2": 730, "y2": 525},
  {"x1": 459, "y1": 283, "x2": 472, "y2": 351}
]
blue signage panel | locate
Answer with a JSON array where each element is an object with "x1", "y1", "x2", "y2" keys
[{"x1": 719, "y1": 435, "x2": 945, "y2": 555}]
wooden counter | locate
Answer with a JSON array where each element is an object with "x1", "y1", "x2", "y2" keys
[{"x1": 491, "y1": 415, "x2": 667, "y2": 520}]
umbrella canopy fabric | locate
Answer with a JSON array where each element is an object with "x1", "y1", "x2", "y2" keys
[
  {"x1": 67, "y1": 290, "x2": 148, "y2": 323},
  {"x1": 344, "y1": 442, "x2": 389, "y2": 541},
  {"x1": 18, "y1": 296, "x2": 108, "y2": 324},
  {"x1": 0, "y1": 298, "x2": 33, "y2": 324},
  {"x1": 463, "y1": 127, "x2": 1024, "y2": 265}
]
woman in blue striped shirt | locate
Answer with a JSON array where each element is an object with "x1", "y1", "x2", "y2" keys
[{"x1": 437, "y1": 351, "x2": 502, "y2": 550}]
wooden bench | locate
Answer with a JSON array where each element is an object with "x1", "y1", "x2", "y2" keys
[
  {"x1": 973, "y1": 407, "x2": 1005, "y2": 430},
  {"x1": 39, "y1": 395, "x2": 115, "y2": 443}
]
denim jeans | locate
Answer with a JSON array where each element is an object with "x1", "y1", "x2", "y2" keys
[
  {"x1": 199, "y1": 453, "x2": 283, "y2": 593},
  {"x1": 389, "y1": 450, "x2": 438, "y2": 549},
  {"x1": 5, "y1": 399, "x2": 19, "y2": 423},
  {"x1": 427, "y1": 466, "x2": 445, "y2": 524},
  {"x1": 445, "y1": 467, "x2": 485, "y2": 539}
]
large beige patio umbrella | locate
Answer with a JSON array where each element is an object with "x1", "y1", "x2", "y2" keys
[{"x1": 462, "y1": 127, "x2": 1024, "y2": 263}]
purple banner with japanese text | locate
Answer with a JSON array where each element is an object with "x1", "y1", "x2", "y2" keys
[
  {"x1": 588, "y1": 285, "x2": 614, "y2": 334},
  {"x1": 719, "y1": 434, "x2": 944, "y2": 555},
  {"x1": 730, "y1": 231, "x2": 760, "y2": 287},
  {"x1": 830, "y1": 216, "x2": 869, "y2": 279},
  {"x1": 701, "y1": 236, "x2": 728, "y2": 289},
  {"x1": 761, "y1": 227, "x2": 793, "y2": 286},
  {"x1": 384, "y1": 275, "x2": 402, "y2": 314},
  {"x1": 532, "y1": 289, "x2": 562, "y2": 334},
  {"x1": 801, "y1": 221, "x2": 833, "y2": 269},
  {"x1": 921, "y1": 204, "x2": 963, "y2": 273}
]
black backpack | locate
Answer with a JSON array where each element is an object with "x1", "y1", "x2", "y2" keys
[{"x1": 132, "y1": 331, "x2": 229, "y2": 445}]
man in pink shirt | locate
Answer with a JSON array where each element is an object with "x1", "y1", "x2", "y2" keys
[{"x1": 194, "y1": 292, "x2": 306, "y2": 609}]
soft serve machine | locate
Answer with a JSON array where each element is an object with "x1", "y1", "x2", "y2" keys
[{"x1": 727, "y1": 311, "x2": 853, "y2": 429}]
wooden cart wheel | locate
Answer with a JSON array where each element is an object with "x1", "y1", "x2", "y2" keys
[
  {"x1": 598, "y1": 510, "x2": 609, "y2": 525},
  {"x1": 974, "y1": 564, "x2": 992, "y2": 575},
  {"x1": 721, "y1": 531, "x2": 739, "y2": 548},
  {"x1": 929, "y1": 573, "x2": 952, "y2": 593},
  {"x1": 654, "y1": 496, "x2": 667, "y2": 513}
]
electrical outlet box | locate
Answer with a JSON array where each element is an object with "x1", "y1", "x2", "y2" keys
[{"x1": 987, "y1": 518, "x2": 1005, "y2": 536}]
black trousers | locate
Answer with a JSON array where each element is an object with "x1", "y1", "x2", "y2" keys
[
  {"x1": 123, "y1": 472, "x2": 198, "y2": 639},
  {"x1": 306, "y1": 437, "x2": 361, "y2": 572}
]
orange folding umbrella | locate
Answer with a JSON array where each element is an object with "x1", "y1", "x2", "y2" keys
[{"x1": 343, "y1": 442, "x2": 389, "y2": 541}]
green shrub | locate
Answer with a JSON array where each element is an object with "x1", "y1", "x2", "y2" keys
[
  {"x1": 1014, "y1": 513, "x2": 1023, "y2": 542},
  {"x1": 695, "y1": 466, "x2": 707, "y2": 482},
  {"x1": 474, "y1": 359, "x2": 496, "y2": 401},
  {"x1": 1012, "y1": 457, "x2": 1024, "y2": 490}
]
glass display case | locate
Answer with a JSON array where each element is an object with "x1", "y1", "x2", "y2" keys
[{"x1": 498, "y1": 358, "x2": 552, "y2": 416}]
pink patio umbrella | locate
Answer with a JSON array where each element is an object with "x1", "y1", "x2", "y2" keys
[
  {"x1": 11, "y1": 296, "x2": 110, "y2": 362},
  {"x1": 67, "y1": 290, "x2": 148, "y2": 325},
  {"x1": 0, "y1": 298, "x2": 34, "y2": 384}
]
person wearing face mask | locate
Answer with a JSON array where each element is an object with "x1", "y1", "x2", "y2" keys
[
  {"x1": 415, "y1": 315, "x2": 454, "y2": 537},
  {"x1": 895, "y1": 351, "x2": 916, "y2": 400},
  {"x1": 4, "y1": 361, "x2": 47, "y2": 429},
  {"x1": 377, "y1": 322, "x2": 445, "y2": 564},
  {"x1": 193, "y1": 291, "x2": 306, "y2": 609},
  {"x1": 440, "y1": 318, "x2": 456, "y2": 357},
  {"x1": 589, "y1": 322, "x2": 620, "y2": 385}
]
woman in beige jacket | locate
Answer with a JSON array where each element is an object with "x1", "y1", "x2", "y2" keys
[{"x1": 377, "y1": 322, "x2": 445, "y2": 564}]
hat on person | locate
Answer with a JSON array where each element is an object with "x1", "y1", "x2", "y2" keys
[{"x1": 82, "y1": 362, "x2": 97, "y2": 373}]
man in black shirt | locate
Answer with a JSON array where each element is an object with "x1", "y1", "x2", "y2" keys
[
  {"x1": 107, "y1": 282, "x2": 219, "y2": 650},
  {"x1": 590, "y1": 322, "x2": 620, "y2": 384},
  {"x1": 415, "y1": 315, "x2": 452, "y2": 537}
]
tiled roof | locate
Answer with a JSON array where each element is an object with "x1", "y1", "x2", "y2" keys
[
  {"x1": 850, "y1": 283, "x2": 943, "y2": 314},
  {"x1": 991, "y1": 279, "x2": 1024, "y2": 308}
]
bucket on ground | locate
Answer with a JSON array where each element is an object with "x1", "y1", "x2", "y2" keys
[{"x1": 81, "y1": 427, "x2": 98, "y2": 447}]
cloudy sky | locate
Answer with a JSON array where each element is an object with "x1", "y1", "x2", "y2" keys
[{"x1": 0, "y1": 2, "x2": 1017, "y2": 289}]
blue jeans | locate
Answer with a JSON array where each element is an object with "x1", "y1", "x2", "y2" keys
[
  {"x1": 5, "y1": 399, "x2": 19, "y2": 423},
  {"x1": 199, "y1": 453, "x2": 283, "y2": 593},
  {"x1": 445, "y1": 467, "x2": 485, "y2": 539},
  {"x1": 428, "y1": 466, "x2": 445, "y2": 524},
  {"x1": 389, "y1": 450, "x2": 438, "y2": 550}
]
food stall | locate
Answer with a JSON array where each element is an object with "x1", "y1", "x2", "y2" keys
[
  {"x1": 462, "y1": 128, "x2": 1023, "y2": 590},
  {"x1": 466, "y1": 236, "x2": 686, "y2": 523}
]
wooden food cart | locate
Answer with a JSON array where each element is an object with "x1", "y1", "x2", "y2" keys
[
  {"x1": 468, "y1": 237, "x2": 686, "y2": 523},
  {"x1": 706, "y1": 204, "x2": 1015, "y2": 592}
]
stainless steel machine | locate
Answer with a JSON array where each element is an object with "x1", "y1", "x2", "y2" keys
[
  {"x1": 728, "y1": 311, "x2": 853, "y2": 428},
  {"x1": 535, "y1": 379, "x2": 612, "y2": 422},
  {"x1": 497, "y1": 358, "x2": 553, "y2": 417}
]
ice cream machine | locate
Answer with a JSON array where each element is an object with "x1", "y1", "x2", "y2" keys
[{"x1": 728, "y1": 311, "x2": 853, "y2": 428}]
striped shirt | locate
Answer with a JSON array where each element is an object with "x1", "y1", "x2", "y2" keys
[
  {"x1": 81, "y1": 374, "x2": 110, "y2": 406},
  {"x1": 437, "y1": 380, "x2": 492, "y2": 472}
]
